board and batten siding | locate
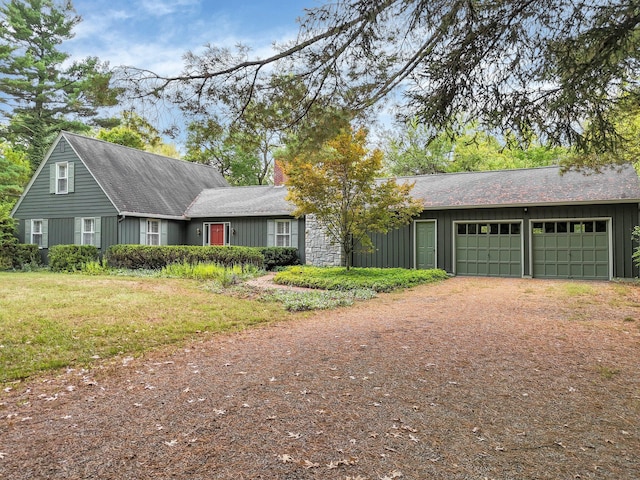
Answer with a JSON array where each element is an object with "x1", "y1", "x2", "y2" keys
[
  {"x1": 118, "y1": 217, "x2": 184, "y2": 246},
  {"x1": 351, "y1": 203, "x2": 638, "y2": 278},
  {"x1": 185, "y1": 217, "x2": 306, "y2": 263},
  {"x1": 352, "y1": 224, "x2": 413, "y2": 268}
]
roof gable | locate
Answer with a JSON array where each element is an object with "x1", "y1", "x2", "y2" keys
[{"x1": 62, "y1": 132, "x2": 229, "y2": 218}]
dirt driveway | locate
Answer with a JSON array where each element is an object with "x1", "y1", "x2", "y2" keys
[{"x1": 1, "y1": 277, "x2": 639, "y2": 479}]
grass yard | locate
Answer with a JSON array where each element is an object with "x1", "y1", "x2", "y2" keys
[
  {"x1": 0, "y1": 272, "x2": 293, "y2": 383},
  {"x1": 0, "y1": 266, "x2": 450, "y2": 383}
]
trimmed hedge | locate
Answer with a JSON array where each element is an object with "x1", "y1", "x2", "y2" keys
[
  {"x1": 105, "y1": 245, "x2": 266, "y2": 270},
  {"x1": 259, "y1": 247, "x2": 299, "y2": 270},
  {"x1": 14, "y1": 244, "x2": 40, "y2": 267},
  {"x1": 49, "y1": 245, "x2": 99, "y2": 272},
  {"x1": 0, "y1": 243, "x2": 41, "y2": 270}
]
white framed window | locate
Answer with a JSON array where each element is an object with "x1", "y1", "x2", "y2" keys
[
  {"x1": 31, "y1": 219, "x2": 43, "y2": 247},
  {"x1": 75, "y1": 217, "x2": 101, "y2": 247},
  {"x1": 82, "y1": 218, "x2": 95, "y2": 245},
  {"x1": 56, "y1": 162, "x2": 68, "y2": 194},
  {"x1": 275, "y1": 220, "x2": 291, "y2": 247},
  {"x1": 267, "y1": 219, "x2": 297, "y2": 248},
  {"x1": 147, "y1": 219, "x2": 160, "y2": 245},
  {"x1": 50, "y1": 162, "x2": 74, "y2": 194},
  {"x1": 140, "y1": 218, "x2": 166, "y2": 246}
]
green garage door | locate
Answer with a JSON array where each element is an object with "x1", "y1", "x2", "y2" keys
[
  {"x1": 532, "y1": 220, "x2": 609, "y2": 280},
  {"x1": 415, "y1": 221, "x2": 436, "y2": 269},
  {"x1": 455, "y1": 222, "x2": 522, "y2": 277}
]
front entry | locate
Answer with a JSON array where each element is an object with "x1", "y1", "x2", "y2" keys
[
  {"x1": 205, "y1": 222, "x2": 229, "y2": 246},
  {"x1": 415, "y1": 221, "x2": 436, "y2": 269}
]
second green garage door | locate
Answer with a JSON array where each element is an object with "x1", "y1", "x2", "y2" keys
[
  {"x1": 531, "y1": 220, "x2": 610, "y2": 280},
  {"x1": 455, "y1": 222, "x2": 522, "y2": 277}
]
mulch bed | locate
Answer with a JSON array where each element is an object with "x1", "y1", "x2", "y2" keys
[{"x1": 1, "y1": 277, "x2": 639, "y2": 479}]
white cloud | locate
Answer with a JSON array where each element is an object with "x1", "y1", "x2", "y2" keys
[{"x1": 139, "y1": 0, "x2": 200, "y2": 17}]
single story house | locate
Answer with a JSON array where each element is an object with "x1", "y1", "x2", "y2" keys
[{"x1": 11, "y1": 131, "x2": 640, "y2": 280}]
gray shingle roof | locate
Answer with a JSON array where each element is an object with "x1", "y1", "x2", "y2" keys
[
  {"x1": 63, "y1": 132, "x2": 228, "y2": 218},
  {"x1": 187, "y1": 165, "x2": 640, "y2": 218},
  {"x1": 403, "y1": 165, "x2": 640, "y2": 209},
  {"x1": 185, "y1": 185, "x2": 294, "y2": 218}
]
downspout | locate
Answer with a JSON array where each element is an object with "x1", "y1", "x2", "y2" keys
[{"x1": 118, "y1": 214, "x2": 126, "y2": 245}]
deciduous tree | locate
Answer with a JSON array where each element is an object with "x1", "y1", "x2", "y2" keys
[{"x1": 285, "y1": 127, "x2": 422, "y2": 269}]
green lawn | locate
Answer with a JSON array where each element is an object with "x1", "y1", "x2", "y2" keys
[{"x1": 0, "y1": 272, "x2": 293, "y2": 383}]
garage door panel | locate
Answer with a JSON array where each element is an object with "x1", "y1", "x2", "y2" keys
[
  {"x1": 532, "y1": 220, "x2": 609, "y2": 280},
  {"x1": 456, "y1": 222, "x2": 522, "y2": 278},
  {"x1": 596, "y1": 264, "x2": 609, "y2": 277},
  {"x1": 556, "y1": 236, "x2": 569, "y2": 248}
]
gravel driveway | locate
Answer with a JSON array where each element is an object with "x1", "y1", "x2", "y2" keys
[{"x1": 1, "y1": 277, "x2": 638, "y2": 479}]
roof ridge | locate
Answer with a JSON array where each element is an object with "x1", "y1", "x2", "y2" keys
[
  {"x1": 60, "y1": 131, "x2": 219, "y2": 172},
  {"x1": 393, "y1": 165, "x2": 563, "y2": 181}
]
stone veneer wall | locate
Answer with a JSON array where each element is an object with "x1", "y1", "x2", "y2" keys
[{"x1": 304, "y1": 214, "x2": 342, "y2": 266}]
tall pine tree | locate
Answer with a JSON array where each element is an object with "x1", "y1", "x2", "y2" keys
[{"x1": 0, "y1": 0, "x2": 121, "y2": 170}]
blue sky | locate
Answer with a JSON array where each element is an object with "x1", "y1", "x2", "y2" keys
[{"x1": 68, "y1": 0, "x2": 314, "y2": 75}]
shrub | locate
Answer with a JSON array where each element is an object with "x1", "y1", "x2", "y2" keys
[
  {"x1": 633, "y1": 226, "x2": 640, "y2": 268},
  {"x1": 81, "y1": 259, "x2": 110, "y2": 275},
  {"x1": 14, "y1": 244, "x2": 40, "y2": 268},
  {"x1": 105, "y1": 245, "x2": 264, "y2": 270},
  {"x1": 49, "y1": 245, "x2": 99, "y2": 272},
  {"x1": 259, "y1": 247, "x2": 299, "y2": 270}
]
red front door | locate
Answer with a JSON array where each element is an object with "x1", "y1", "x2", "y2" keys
[{"x1": 209, "y1": 223, "x2": 225, "y2": 245}]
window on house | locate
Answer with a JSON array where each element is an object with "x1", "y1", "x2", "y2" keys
[
  {"x1": 82, "y1": 218, "x2": 95, "y2": 245},
  {"x1": 31, "y1": 220, "x2": 43, "y2": 247},
  {"x1": 56, "y1": 162, "x2": 68, "y2": 194},
  {"x1": 147, "y1": 219, "x2": 160, "y2": 245},
  {"x1": 275, "y1": 220, "x2": 291, "y2": 247}
]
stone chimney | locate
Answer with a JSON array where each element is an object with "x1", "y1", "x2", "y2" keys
[{"x1": 273, "y1": 159, "x2": 288, "y2": 186}]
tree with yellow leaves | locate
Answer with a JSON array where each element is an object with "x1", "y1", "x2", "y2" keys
[{"x1": 285, "y1": 127, "x2": 423, "y2": 269}]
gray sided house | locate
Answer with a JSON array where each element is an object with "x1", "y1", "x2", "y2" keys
[
  {"x1": 353, "y1": 166, "x2": 640, "y2": 280},
  {"x1": 11, "y1": 131, "x2": 228, "y2": 261},
  {"x1": 11, "y1": 132, "x2": 304, "y2": 262},
  {"x1": 11, "y1": 132, "x2": 640, "y2": 280},
  {"x1": 183, "y1": 185, "x2": 305, "y2": 263}
]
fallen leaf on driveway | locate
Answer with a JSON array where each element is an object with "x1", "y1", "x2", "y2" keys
[{"x1": 302, "y1": 459, "x2": 319, "y2": 468}]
